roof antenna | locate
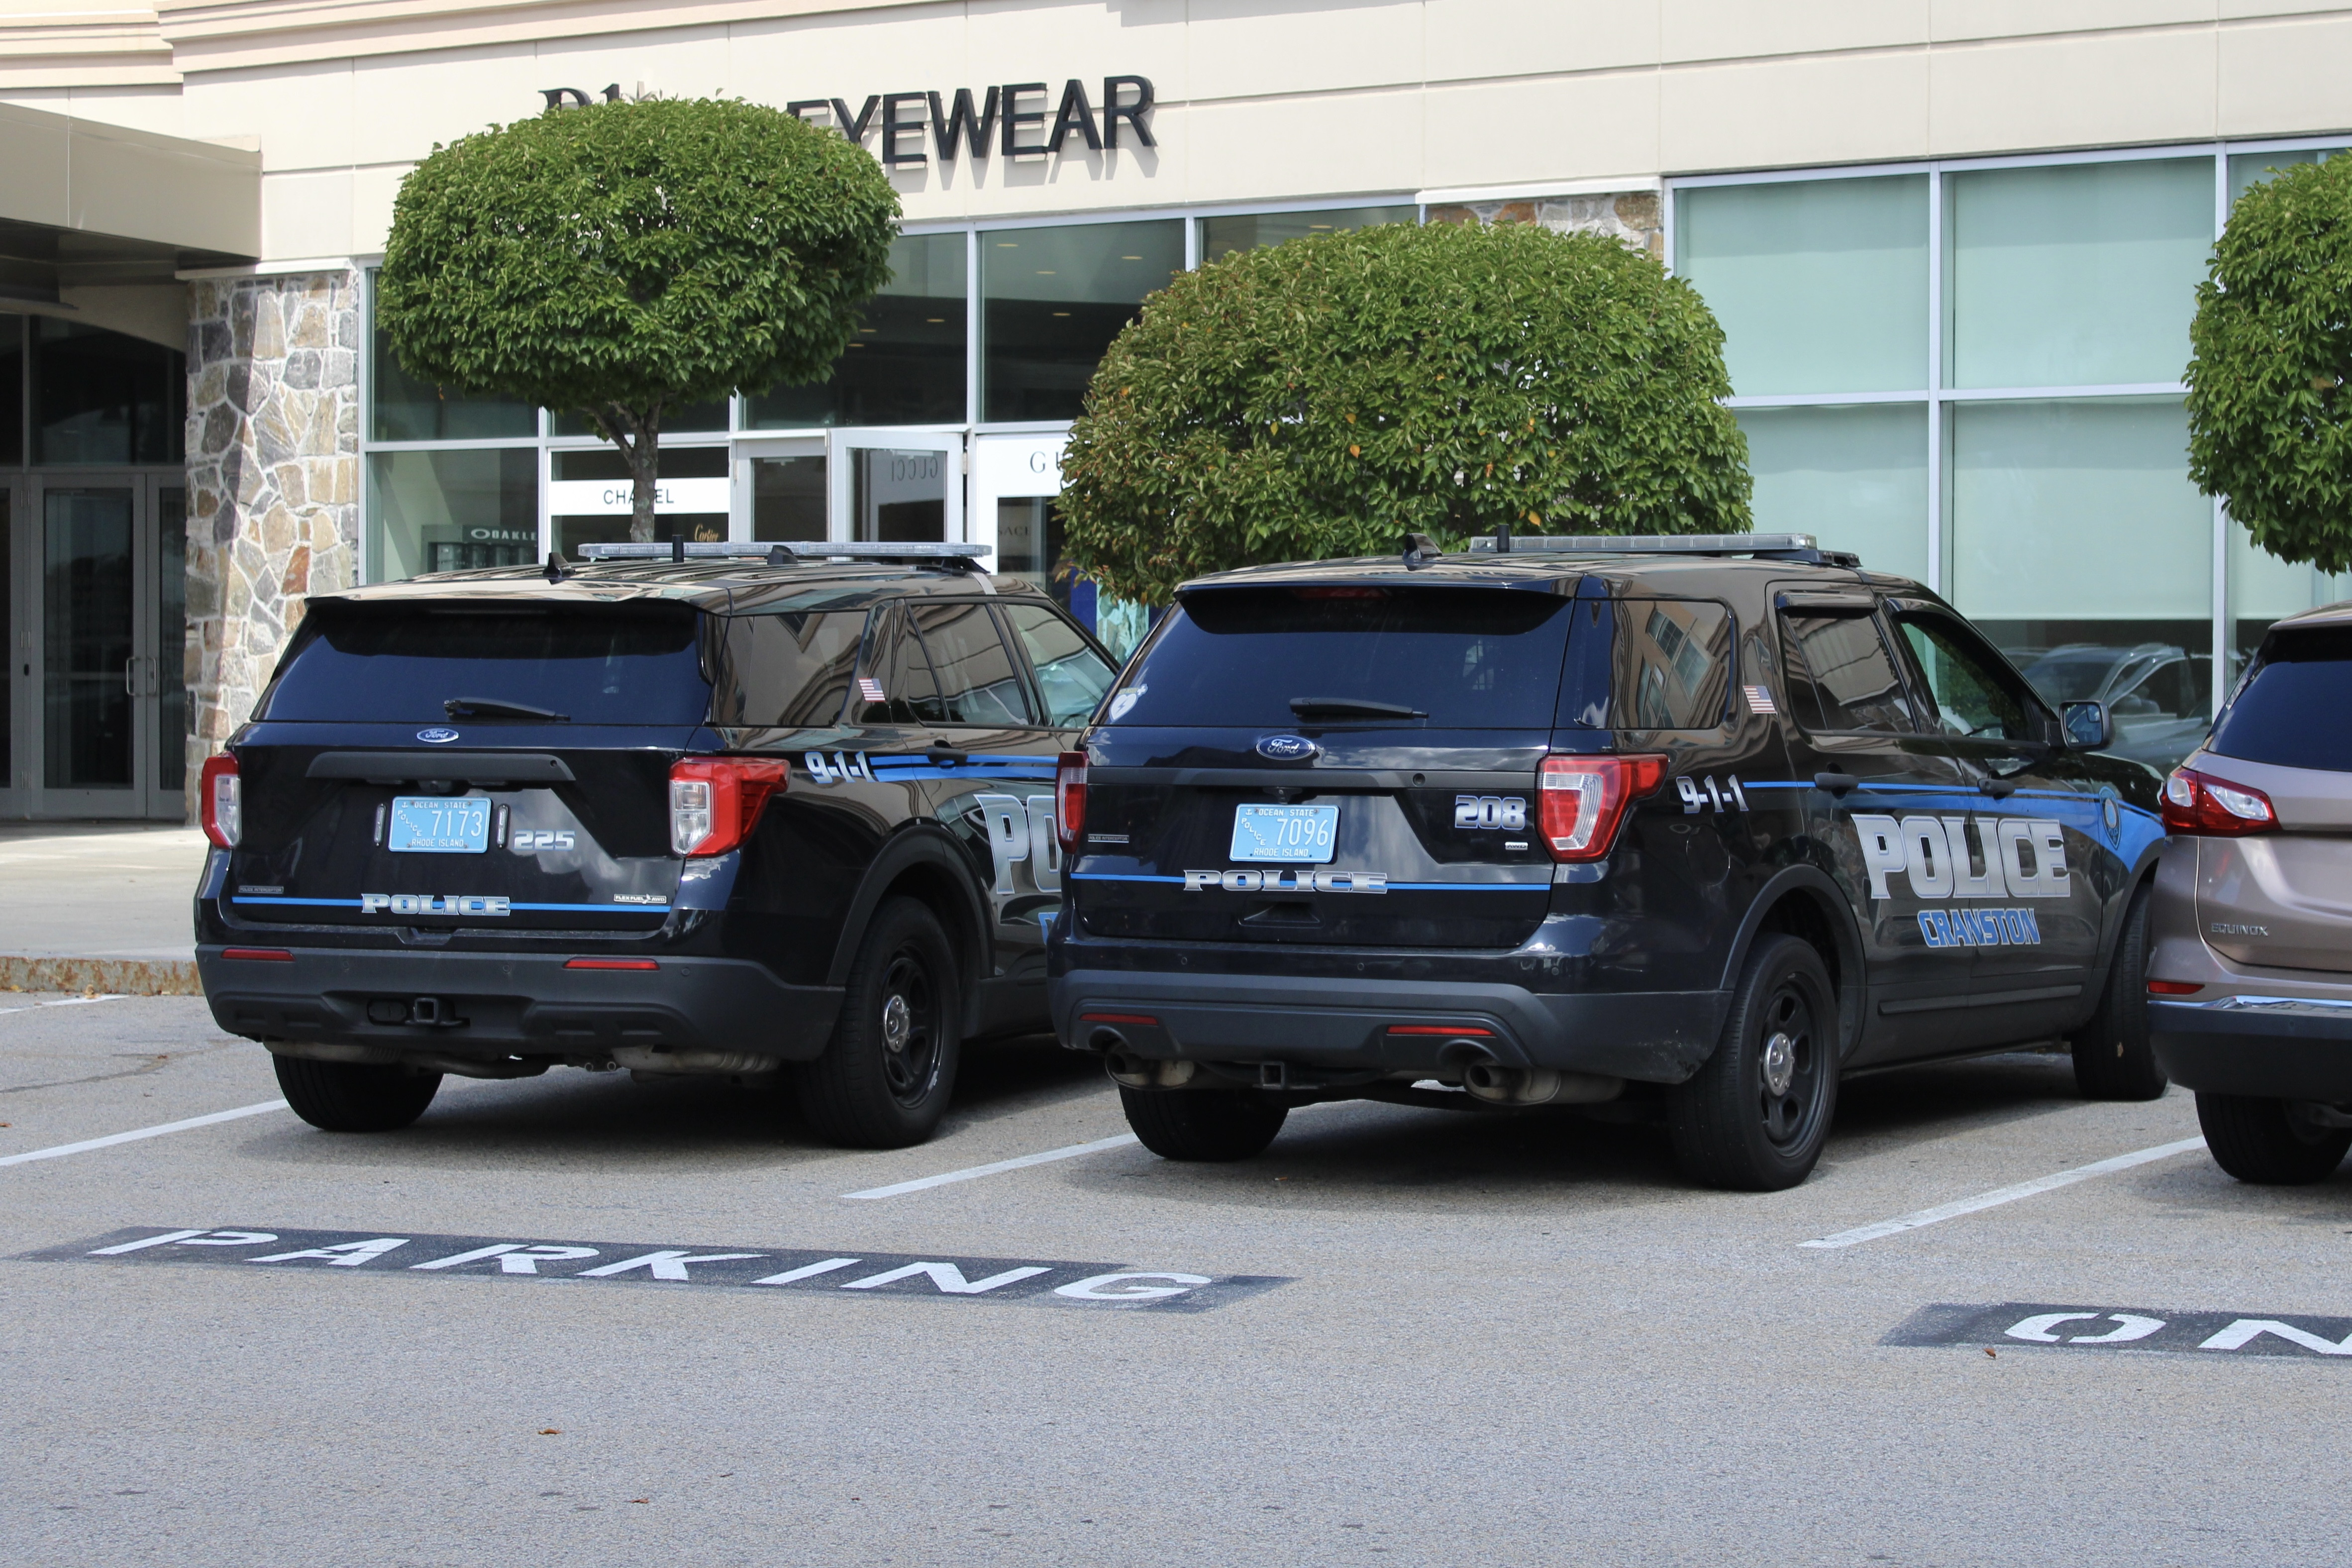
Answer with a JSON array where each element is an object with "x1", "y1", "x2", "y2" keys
[
  {"x1": 671, "y1": 537, "x2": 686, "y2": 563},
  {"x1": 1494, "y1": 520, "x2": 1513, "y2": 554},
  {"x1": 1400, "y1": 531, "x2": 1440, "y2": 570},
  {"x1": 765, "y1": 544, "x2": 793, "y2": 567},
  {"x1": 542, "y1": 550, "x2": 570, "y2": 583}
]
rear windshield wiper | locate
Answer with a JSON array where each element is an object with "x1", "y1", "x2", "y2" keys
[
  {"x1": 1289, "y1": 696, "x2": 1428, "y2": 720},
  {"x1": 444, "y1": 696, "x2": 569, "y2": 722}
]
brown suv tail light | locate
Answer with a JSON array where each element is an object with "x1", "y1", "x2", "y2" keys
[
  {"x1": 1538, "y1": 754, "x2": 1668, "y2": 861},
  {"x1": 2161, "y1": 766, "x2": 2277, "y2": 836}
]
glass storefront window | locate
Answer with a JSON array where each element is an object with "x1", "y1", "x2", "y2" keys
[
  {"x1": 1950, "y1": 398, "x2": 2213, "y2": 768},
  {"x1": 851, "y1": 448, "x2": 946, "y2": 542},
  {"x1": 1676, "y1": 176, "x2": 1929, "y2": 396},
  {"x1": 2230, "y1": 148, "x2": 2345, "y2": 206},
  {"x1": 551, "y1": 401, "x2": 728, "y2": 438},
  {"x1": 982, "y1": 219, "x2": 1184, "y2": 422},
  {"x1": 1198, "y1": 205, "x2": 1418, "y2": 263},
  {"x1": 996, "y1": 497, "x2": 1072, "y2": 607},
  {"x1": 44, "y1": 488, "x2": 135, "y2": 788},
  {"x1": 750, "y1": 232, "x2": 968, "y2": 428},
  {"x1": 550, "y1": 444, "x2": 728, "y2": 555},
  {"x1": 369, "y1": 326, "x2": 535, "y2": 442},
  {"x1": 753, "y1": 454, "x2": 827, "y2": 541},
  {"x1": 33, "y1": 318, "x2": 182, "y2": 465},
  {"x1": 1735, "y1": 403, "x2": 1929, "y2": 581},
  {"x1": 367, "y1": 448, "x2": 538, "y2": 581},
  {"x1": 1947, "y1": 158, "x2": 2212, "y2": 390},
  {"x1": 0, "y1": 314, "x2": 23, "y2": 465}
]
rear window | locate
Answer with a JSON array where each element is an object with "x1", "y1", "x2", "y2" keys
[
  {"x1": 2210, "y1": 627, "x2": 2352, "y2": 772},
  {"x1": 714, "y1": 611, "x2": 867, "y2": 730},
  {"x1": 1108, "y1": 586, "x2": 1572, "y2": 729},
  {"x1": 262, "y1": 608, "x2": 711, "y2": 725}
]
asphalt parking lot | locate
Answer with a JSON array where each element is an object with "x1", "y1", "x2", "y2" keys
[{"x1": 4, "y1": 995, "x2": 2347, "y2": 1566}]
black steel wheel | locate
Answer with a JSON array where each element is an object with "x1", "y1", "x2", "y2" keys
[
  {"x1": 1666, "y1": 933, "x2": 1840, "y2": 1191},
  {"x1": 801, "y1": 897, "x2": 961, "y2": 1149}
]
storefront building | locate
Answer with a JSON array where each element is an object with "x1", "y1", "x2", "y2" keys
[{"x1": 2, "y1": 2, "x2": 2349, "y2": 818}]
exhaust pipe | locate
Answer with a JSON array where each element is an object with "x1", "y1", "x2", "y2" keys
[
  {"x1": 1461, "y1": 1062, "x2": 1623, "y2": 1106},
  {"x1": 1104, "y1": 1045, "x2": 1196, "y2": 1090}
]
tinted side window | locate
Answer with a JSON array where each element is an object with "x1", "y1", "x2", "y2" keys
[
  {"x1": 1616, "y1": 599, "x2": 1734, "y2": 729},
  {"x1": 1781, "y1": 611, "x2": 1915, "y2": 733},
  {"x1": 716, "y1": 611, "x2": 866, "y2": 729},
  {"x1": 909, "y1": 601, "x2": 1033, "y2": 726},
  {"x1": 2210, "y1": 626, "x2": 2352, "y2": 772},
  {"x1": 855, "y1": 607, "x2": 940, "y2": 725},
  {"x1": 1002, "y1": 601, "x2": 1116, "y2": 727},
  {"x1": 1893, "y1": 614, "x2": 2041, "y2": 744}
]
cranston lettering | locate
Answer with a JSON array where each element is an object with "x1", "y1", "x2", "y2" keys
[
  {"x1": 1182, "y1": 869, "x2": 1388, "y2": 895},
  {"x1": 1918, "y1": 907, "x2": 2043, "y2": 949},
  {"x1": 360, "y1": 893, "x2": 511, "y2": 917},
  {"x1": 783, "y1": 77, "x2": 1155, "y2": 167},
  {"x1": 1851, "y1": 813, "x2": 2071, "y2": 902}
]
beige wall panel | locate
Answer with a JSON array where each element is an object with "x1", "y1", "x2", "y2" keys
[
  {"x1": 74, "y1": 120, "x2": 259, "y2": 253},
  {"x1": 0, "y1": 86, "x2": 187, "y2": 138},
  {"x1": 1928, "y1": 30, "x2": 2216, "y2": 154},
  {"x1": 1173, "y1": 87, "x2": 1421, "y2": 205},
  {"x1": 183, "y1": 58, "x2": 353, "y2": 170},
  {"x1": 1422, "y1": 0, "x2": 1661, "y2": 82},
  {"x1": 55, "y1": 282, "x2": 189, "y2": 349},
  {"x1": 346, "y1": 43, "x2": 540, "y2": 167},
  {"x1": 350, "y1": 160, "x2": 406, "y2": 255},
  {"x1": 1422, "y1": 70, "x2": 1660, "y2": 189},
  {"x1": 1931, "y1": 0, "x2": 2217, "y2": 42},
  {"x1": 956, "y1": 0, "x2": 1186, "y2": 101},
  {"x1": 532, "y1": 25, "x2": 731, "y2": 104},
  {"x1": 2220, "y1": 0, "x2": 2352, "y2": 15},
  {"x1": 1662, "y1": 0, "x2": 1927, "y2": 64},
  {"x1": 260, "y1": 167, "x2": 355, "y2": 257},
  {"x1": 1185, "y1": 0, "x2": 1423, "y2": 101},
  {"x1": 723, "y1": 5, "x2": 975, "y2": 120},
  {"x1": 0, "y1": 105, "x2": 72, "y2": 227},
  {"x1": 2219, "y1": 16, "x2": 2352, "y2": 137},
  {"x1": 1661, "y1": 51, "x2": 1927, "y2": 172}
]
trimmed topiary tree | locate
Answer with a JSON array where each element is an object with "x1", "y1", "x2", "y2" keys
[
  {"x1": 378, "y1": 96, "x2": 898, "y2": 542},
  {"x1": 1057, "y1": 219, "x2": 1750, "y2": 605},
  {"x1": 2188, "y1": 155, "x2": 2352, "y2": 575}
]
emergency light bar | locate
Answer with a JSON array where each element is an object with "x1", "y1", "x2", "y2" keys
[
  {"x1": 577, "y1": 540, "x2": 991, "y2": 563},
  {"x1": 1466, "y1": 533, "x2": 1819, "y2": 554}
]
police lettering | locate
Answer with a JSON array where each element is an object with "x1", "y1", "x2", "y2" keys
[
  {"x1": 1852, "y1": 814, "x2": 2070, "y2": 901},
  {"x1": 1181, "y1": 869, "x2": 1388, "y2": 894}
]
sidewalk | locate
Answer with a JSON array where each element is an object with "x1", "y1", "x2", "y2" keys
[{"x1": 0, "y1": 822, "x2": 207, "y2": 994}]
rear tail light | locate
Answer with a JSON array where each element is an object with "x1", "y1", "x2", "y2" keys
[
  {"x1": 200, "y1": 752, "x2": 241, "y2": 848},
  {"x1": 1055, "y1": 751, "x2": 1088, "y2": 852},
  {"x1": 221, "y1": 947, "x2": 291, "y2": 962},
  {"x1": 2161, "y1": 766, "x2": 2277, "y2": 836},
  {"x1": 1538, "y1": 753, "x2": 1669, "y2": 862},
  {"x1": 565, "y1": 958, "x2": 659, "y2": 971},
  {"x1": 2147, "y1": 980, "x2": 2204, "y2": 996},
  {"x1": 668, "y1": 757, "x2": 788, "y2": 856}
]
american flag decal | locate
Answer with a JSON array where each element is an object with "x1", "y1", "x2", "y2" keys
[
  {"x1": 1744, "y1": 684, "x2": 1777, "y2": 714},
  {"x1": 858, "y1": 677, "x2": 885, "y2": 703}
]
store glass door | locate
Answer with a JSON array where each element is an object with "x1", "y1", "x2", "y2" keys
[
  {"x1": 826, "y1": 429, "x2": 964, "y2": 544},
  {"x1": 33, "y1": 475, "x2": 187, "y2": 819}
]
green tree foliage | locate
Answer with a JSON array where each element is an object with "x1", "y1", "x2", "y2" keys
[
  {"x1": 2188, "y1": 155, "x2": 2352, "y2": 575},
  {"x1": 378, "y1": 97, "x2": 897, "y2": 542},
  {"x1": 1057, "y1": 219, "x2": 1750, "y2": 604}
]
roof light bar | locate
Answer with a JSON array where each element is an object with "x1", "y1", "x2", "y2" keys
[
  {"x1": 1466, "y1": 533, "x2": 1820, "y2": 554},
  {"x1": 577, "y1": 540, "x2": 991, "y2": 562}
]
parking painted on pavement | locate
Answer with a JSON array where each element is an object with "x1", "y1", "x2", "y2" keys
[{"x1": 1887, "y1": 1302, "x2": 2352, "y2": 1360}]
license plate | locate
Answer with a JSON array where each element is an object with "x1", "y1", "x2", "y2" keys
[
  {"x1": 388, "y1": 796, "x2": 492, "y2": 854},
  {"x1": 1229, "y1": 804, "x2": 1338, "y2": 863}
]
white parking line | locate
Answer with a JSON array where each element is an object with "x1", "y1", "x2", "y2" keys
[
  {"x1": 1800, "y1": 1135, "x2": 2210, "y2": 1250},
  {"x1": 843, "y1": 1133, "x2": 1141, "y2": 1199},
  {"x1": 0, "y1": 1099, "x2": 289, "y2": 1168},
  {"x1": 0, "y1": 994, "x2": 127, "y2": 1019}
]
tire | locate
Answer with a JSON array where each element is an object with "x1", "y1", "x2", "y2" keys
[
  {"x1": 2196, "y1": 1092, "x2": 2352, "y2": 1184},
  {"x1": 273, "y1": 1054, "x2": 441, "y2": 1133},
  {"x1": 2070, "y1": 882, "x2": 2167, "y2": 1102},
  {"x1": 800, "y1": 897, "x2": 961, "y2": 1149},
  {"x1": 1120, "y1": 1085, "x2": 1287, "y2": 1162},
  {"x1": 1666, "y1": 934, "x2": 1840, "y2": 1191}
]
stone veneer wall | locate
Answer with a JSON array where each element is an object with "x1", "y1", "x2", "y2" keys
[
  {"x1": 183, "y1": 269, "x2": 362, "y2": 815},
  {"x1": 1426, "y1": 191, "x2": 1664, "y2": 258}
]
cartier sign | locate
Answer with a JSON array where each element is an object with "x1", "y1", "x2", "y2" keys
[{"x1": 538, "y1": 77, "x2": 1155, "y2": 169}]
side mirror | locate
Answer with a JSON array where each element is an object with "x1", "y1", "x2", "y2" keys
[{"x1": 2061, "y1": 700, "x2": 2112, "y2": 751}]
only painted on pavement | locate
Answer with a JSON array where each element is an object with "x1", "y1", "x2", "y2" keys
[
  {"x1": 25, "y1": 1227, "x2": 1289, "y2": 1313},
  {"x1": 1887, "y1": 1301, "x2": 2352, "y2": 1361}
]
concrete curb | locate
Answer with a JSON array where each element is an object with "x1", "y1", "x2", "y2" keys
[{"x1": 0, "y1": 956, "x2": 201, "y2": 997}]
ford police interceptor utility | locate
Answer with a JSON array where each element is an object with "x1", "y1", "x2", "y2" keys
[
  {"x1": 194, "y1": 540, "x2": 1116, "y2": 1148},
  {"x1": 1046, "y1": 533, "x2": 2167, "y2": 1190}
]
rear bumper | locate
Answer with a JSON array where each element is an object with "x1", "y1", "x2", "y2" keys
[
  {"x1": 1049, "y1": 967, "x2": 1727, "y2": 1084},
  {"x1": 2151, "y1": 995, "x2": 2352, "y2": 1101},
  {"x1": 197, "y1": 945, "x2": 842, "y2": 1063}
]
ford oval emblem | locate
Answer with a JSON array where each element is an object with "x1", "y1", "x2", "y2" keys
[
  {"x1": 416, "y1": 728, "x2": 461, "y2": 744},
  {"x1": 1255, "y1": 734, "x2": 1320, "y2": 762}
]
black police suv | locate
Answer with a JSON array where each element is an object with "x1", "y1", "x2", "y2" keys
[
  {"x1": 195, "y1": 540, "x2": 1118, "y2": 1148},
  {"x1": 1046, "y1": 533, "x2": 2169, "y2": 1189}
]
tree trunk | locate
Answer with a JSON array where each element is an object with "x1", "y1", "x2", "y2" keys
[{"x1": 589, "y1": 403, "x2": 664, "y2": 543}]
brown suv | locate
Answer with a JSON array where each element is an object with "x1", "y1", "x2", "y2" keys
[{"x1": 2149, "y1": 603, "x2": 2352, "y2": 1183}]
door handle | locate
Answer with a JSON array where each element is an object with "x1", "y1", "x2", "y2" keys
[
  {"x1": 1813, "y1": 770, "x2": 1861, "y2": 797},
  {"x1": 1978, "y1": 778, "x2": 2018, "y2": 799},
  {"x1": 925, "y1": 744, "x2": 969, "y2": 766},
  {"x1": 123, "y1": 656, "x2": 137, "y2": 697}
]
